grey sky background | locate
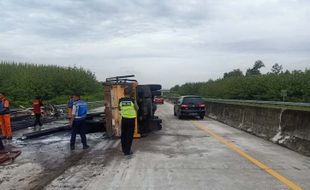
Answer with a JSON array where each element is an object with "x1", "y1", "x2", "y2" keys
[{"x1": 0, "y1": 0, "x2": 309, "y2": 88}]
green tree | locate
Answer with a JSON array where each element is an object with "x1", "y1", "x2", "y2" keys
[
  {"x1": 271, "y1": 63, "x2": 283, "y2": 74},
  {"x1": 0, "y1": 61, "x2": 103, "y2": 107},
  {"x1": 246, "y1": 60, "x2": 265, "y2": 76},
  {"x1": 223, "y1": 69, "x2": 243, "y2": 78},
  {"x1": 170, "y1": 67, "x2": 310, "y2": 102}
]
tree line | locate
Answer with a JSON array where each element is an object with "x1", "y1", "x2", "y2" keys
[
  {"x1": 0, "y1": 61, "x2": 103, "y2": 107},
  {"x1": 170, "y1": 61, "x2": 310, "y2": 102}
]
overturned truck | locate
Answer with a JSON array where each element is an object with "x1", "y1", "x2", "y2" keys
[{"x1": 104, "y1": 75, "x2": 162, "y2": 138}]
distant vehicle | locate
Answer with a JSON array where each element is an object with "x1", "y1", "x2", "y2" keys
[
  {"x1": 174, "y1": 95, "x2": 205, "y2": 119},
  {"x1": 154, "y1": 96, "x2": 164, "y2": 104}
]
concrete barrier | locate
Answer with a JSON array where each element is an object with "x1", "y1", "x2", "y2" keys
[{"x1": 205, "y1": 101, "x2": 310, "y2": 156}]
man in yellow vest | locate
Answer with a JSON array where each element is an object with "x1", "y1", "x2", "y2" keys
[{"x1": 119, "y1": 87, "x2": 139, "y2": 156}]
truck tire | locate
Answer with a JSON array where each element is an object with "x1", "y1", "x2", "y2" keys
[
  {"x1": 147, "y1": 84, "x2": 162, "y2": 91},
  {"x1": 152, "y1": 90, "x2": 161, "y2": 97},
  {"x1": 177, "y1": 112, "x2": 182, "y2": 119},
  {"x1": 137, "y1": 85, "x2": 152, "y2": 98},
  {"x1": 157, "y1": 124, "x2": 162, "y2": 130},
  {"x1": 145, "y1": 98, "x2": 153, "y2": 118}
]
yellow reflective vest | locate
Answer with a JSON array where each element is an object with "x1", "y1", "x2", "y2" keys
[{"x1": 119, "y1": 98, "x2": 137, "y2": 119}]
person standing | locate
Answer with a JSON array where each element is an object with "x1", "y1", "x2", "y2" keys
[
  {"x1": 0, "y1": 92, "x2": 12, "y2": 140},
  {"x1": 119, "y1": 87, "x2": 139, "y2": 156},
  {"x1": 33, "y1": 96, "x2": 43, "y2": 129},
  {"x1": 69, "y1": 94, "x2": 89, "y2": 150}
]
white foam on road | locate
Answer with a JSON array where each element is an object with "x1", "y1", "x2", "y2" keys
[{"x1": 0, "y1": 163, "x2": 43, "y2": 190}]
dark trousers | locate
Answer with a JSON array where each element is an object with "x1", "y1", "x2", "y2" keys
[
  {"x1": 34, "y1": 113, "x2": 42, "y2": 127},
  {"x1": 121, "y1": 118, "x2": 135, "y2": 155},
  {"x1": 70, "y1": 120, "x2": 87, "y2": 147}
]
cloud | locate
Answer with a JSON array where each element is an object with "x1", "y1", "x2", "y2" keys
[{"x1": 0, "y1": 0, "x2": 310, "y2": 88}]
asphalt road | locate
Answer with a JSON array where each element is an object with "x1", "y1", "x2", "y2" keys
[
  {"x1": 1, "y1": 103, "x2": 310, "y2": 190},
  {"x1": 85, "y1": 102, "x2": 310, "y2": 190}
]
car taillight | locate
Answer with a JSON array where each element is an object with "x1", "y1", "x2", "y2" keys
[
  {"x1": 199, "y1": 104, "x2": 205, "y2": 107},
  {"x1": 181, "y1": 104, "x2": 189, "y2": 108}
]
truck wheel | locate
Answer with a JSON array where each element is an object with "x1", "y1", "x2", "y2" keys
[
  {"x1": 147, "y1": 84, "x2": 162, "y2": 91},
  {"x1": 199, "y1": 115, "x2": 204, "y2": 120},
  {"x1": 157, "y1": 124, "x2": 162, "y2": 130},
  {"x1": 152, "y1": 90, "x2": 161, "y2": 97},
  {"x1": 137, "y1": 85, "x2": 152, "y2": 98},
  {"x1": 177, "y1": 113, "x2": 182, "y2": 119}
]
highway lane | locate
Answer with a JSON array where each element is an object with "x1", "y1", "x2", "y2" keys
[{"x1": 83, "y1": 102, "x2": 310, "y2": 190}]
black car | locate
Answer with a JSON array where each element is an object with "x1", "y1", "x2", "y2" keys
[{"x1": 174, "y1": 95, "x2": 206, "y2": 119}]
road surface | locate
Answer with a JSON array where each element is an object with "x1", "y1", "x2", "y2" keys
[{"x1": 1, "y1": 103, "x2": 309, "y2": 190}]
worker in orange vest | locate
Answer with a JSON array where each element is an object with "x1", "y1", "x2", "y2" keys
[{"x1": 0, "y1": 92, "x2": 12, "y2": 140}]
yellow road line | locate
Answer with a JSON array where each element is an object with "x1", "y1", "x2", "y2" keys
[{"x1": 192, "y1": 121, "x2": 303, "y2": 190}]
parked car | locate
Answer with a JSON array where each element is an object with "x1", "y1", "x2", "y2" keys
[
  {"x1": 174, "y1": 95, "x2": 205, "y2": 119},
  {"x1": 154, "y1": 96, "x2": 164, "y2": 104}
]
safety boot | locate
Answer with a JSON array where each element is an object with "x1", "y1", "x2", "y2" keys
[{"x1": 83, "y1": 145, "x2": 90, "y2": 150}]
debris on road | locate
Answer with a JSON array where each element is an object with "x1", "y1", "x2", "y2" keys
[{"x1": 0, "y1": 146, "x2": 21, "y2": 164}]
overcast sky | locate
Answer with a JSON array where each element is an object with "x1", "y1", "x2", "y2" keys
[{"x1": 0, "y1": 0, "x2": 309, "y2": 88}]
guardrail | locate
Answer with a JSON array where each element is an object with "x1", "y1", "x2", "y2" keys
[
  {"x1": 164, "y1": 96, "x2": 310, "y2": 108},
  {"x1": 203, "y1": 98, "x2": 310, "y2": 107}
]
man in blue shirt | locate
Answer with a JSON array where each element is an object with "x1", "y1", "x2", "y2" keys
[{"x1": 69, "y1": 94, "x2": 89, "y2": 150}]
